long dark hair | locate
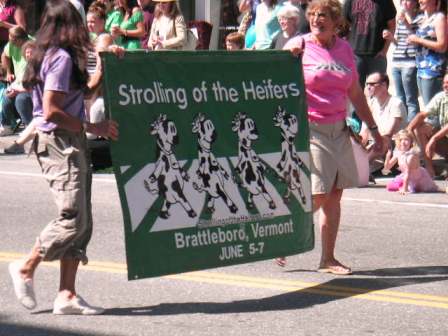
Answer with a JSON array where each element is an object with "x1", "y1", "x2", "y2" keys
[{"x1": 23, "y1": 0, "x2": 92, "y2": 90}]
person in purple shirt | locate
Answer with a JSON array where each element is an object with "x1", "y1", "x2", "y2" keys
[
  {"x1": 8, "y1": 0, "x2": 118, "y2": 315},
  {"x1": 138, "y1": 0, "x2": 155, "y2": 49}
]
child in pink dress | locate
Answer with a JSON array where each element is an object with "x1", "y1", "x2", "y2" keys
[{"x1": 383, "y1": 129, "x2": 438, "y2": 194}]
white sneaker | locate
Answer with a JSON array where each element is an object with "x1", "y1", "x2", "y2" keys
[
  {"x1": 8, "y1": 261, "x2": 37, "y2": 310},
  {"x1": 0, "y1": 126, "x2": 14, "y2": 136},
  {"x1": 53, "y1": 295, "x2": 105, "y2": 315}
]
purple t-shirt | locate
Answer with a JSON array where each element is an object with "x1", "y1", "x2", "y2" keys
[{"x1": 33, "y1": 48, "x2": 85, "y2": 132}]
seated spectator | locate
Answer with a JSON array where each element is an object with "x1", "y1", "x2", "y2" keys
[
  {"x1": 360, "y1": 72, "x2": 407, "y2": 171},
  {"x1": 148, "y1": 0, "x2": 187, "y2": 50},
  {"x1": 0, "y1": 26, "x2": 33, "y2": 137},
  {"x1": 271, "y1": 5, "x2": 301, "y2": 50},
  {"x1": 3, "y1": 40, "x2": 35, "y2": 153},
  {"x1": 225, "y1": 32, "x2": 245, "y2": 50},
  {"x1": 111, "y1": 0, "x2": 145, "y2": 50},
  {"x1": 383, "y1": 129, "x2": 438, "y2": 193},
  {"x1": 407, "y1": 73, "x2": 448, "y2": 177}
]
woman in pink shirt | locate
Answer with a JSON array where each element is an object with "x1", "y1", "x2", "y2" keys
[
  {"x1": 280, "y1": 0, "x2": 383, "y2": 275},
  {"x1": 0, "y1": 0, "x2": 26, "y2": 51}
]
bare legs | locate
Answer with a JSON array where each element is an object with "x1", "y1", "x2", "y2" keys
[
  {"x1": 58, "y1": 258, "x2": 80, "y2": 299},
  {"x1": 20, "y1": 243, "x2": 43, "y2": 281},
  {"x1": 19, "y1": 242, "x2": 79, "y2": 299},
  {"x1": 313, "y1": 184, "x2": 351, "y2": 274},
  {"x1": 275, "y1": 183, "x2": 351, "y2": 274}
]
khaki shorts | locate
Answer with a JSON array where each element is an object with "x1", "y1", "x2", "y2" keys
[
  {"x1": 309, "y1": 120, "x2": 359, "y2": 194},
  {"x1": 33, "y1": 129, "x2": 92, "y2": 264}
]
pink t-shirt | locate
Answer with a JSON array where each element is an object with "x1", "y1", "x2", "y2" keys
[
  {"x1": 285, "y1": 34, "x2": 358, "y2": 124},
  {"x1": 0, "y1": 3, "x2": 16, "y2": 44}
]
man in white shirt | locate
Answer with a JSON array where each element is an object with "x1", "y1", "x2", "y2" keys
[{"x1": 360, "y1": 72, "x2": 407, "y2": 171}]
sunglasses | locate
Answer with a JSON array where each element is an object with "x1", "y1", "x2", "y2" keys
[
  {"x1": 365, "y1": 81, "x2": 383, "y2": 87},
  {"x1": 308, "y1": 12, "x2": 328, "y2": 19}
]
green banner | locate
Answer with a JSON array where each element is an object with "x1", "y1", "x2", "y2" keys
[{"x1": 101, "y1": 51, "x2": 314, "y2": 280}]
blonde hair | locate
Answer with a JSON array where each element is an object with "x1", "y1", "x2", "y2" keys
[{"x1": 394, "y1": 129, "x2": 417, "y2": 150}]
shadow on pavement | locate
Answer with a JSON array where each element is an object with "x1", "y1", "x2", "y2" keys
[
  {"x1": 0, "y1": 321, "x2": 111, "y2": 336},
  {"x1": 354, "y1": 265, "x2": 448, "y2": 277},
  {"x1": 104, "y1": 271, "x2": 447, "y2": 316}
]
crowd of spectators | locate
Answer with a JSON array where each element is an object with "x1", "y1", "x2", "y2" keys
[{"x1": 0, "y1": 0, "x2": 447, "y2": 182}]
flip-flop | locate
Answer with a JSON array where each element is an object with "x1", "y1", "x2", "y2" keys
[
  {"x1": 317, "y1": 265, "x2": 352, "y2": 275},
  {"x1": 275, "y1": 257, "x2": 286, "y2": 267}
]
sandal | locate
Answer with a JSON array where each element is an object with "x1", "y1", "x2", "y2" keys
[
  {"x1": 317, "y1": 264, "x2": 352, "y2": 275},
  {"x1": 275, "y1": 257, "x2": 286, "y2": 267}
]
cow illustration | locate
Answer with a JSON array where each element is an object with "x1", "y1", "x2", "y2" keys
[
  {"x1": 231, "y1": 112, "x2": 276, "y2": 210},
  {"x1": 273, "y1": 106, "x2": 306, "y2": 204},
  {"x1": 143, "y1": 114, "x2": 197, "y2": 219},
  {"x1": 191, "y1": 113, "x2": 238, "y2": 214}
]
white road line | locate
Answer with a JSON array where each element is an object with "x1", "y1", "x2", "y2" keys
[
  {"x1": 343, "y1": 197, "x2": 448, "y2": 209},
  {"x1": 1, "y1": 170, "x2": 446, "y2": 209},
  {"x1": 0, "y1": 170, "x2": 116, "y2": 183}
]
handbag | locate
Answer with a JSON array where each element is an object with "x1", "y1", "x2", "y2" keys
[
  {"x1": 173, "y1": 19, "x2": 198, "y2": 51},
  {"x1": 182, "y1": 28, "x2": 198, "y2": 51}
]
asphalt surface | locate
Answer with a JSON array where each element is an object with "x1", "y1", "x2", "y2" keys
[{"x1": 0, "y1": 140, "x2": 447, "y2": 336}]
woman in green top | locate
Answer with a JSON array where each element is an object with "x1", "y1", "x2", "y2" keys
[{"x1": 111, "y1": 0, "x2": 145, "y2": 50}]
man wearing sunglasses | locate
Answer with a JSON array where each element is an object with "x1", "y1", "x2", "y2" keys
[{"x1": 360, "y1": 72, "x2": 407, "y2": 172}]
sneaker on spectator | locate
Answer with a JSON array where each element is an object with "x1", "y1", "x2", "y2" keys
[
  {"x1": 4, "y1": 141, "x2": 25, "y2": 154},
  {"x1": 53, "y1": 295, "x2": 105, "y2": 315},
  {"x1": 0, "y1": 126, "x2": 14, "y2": 136}
]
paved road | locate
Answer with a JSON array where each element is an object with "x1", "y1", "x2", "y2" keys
[{"x1": 0, "y1": 151, "x2": 447, "y2": 336}]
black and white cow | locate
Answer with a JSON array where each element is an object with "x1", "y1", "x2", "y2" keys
[
  {"x1": 232, "y1": 112, "x2": 276, "y2": 210},
  {"x1": 191, "y1": 113, "x2": 238, "y2": 214},
  {"x1": 273, "y1": 106, "x2": 306, "y2": 204},
  {"x1": 143, "y1": 114, "x2": 197, "y2": 219}
]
